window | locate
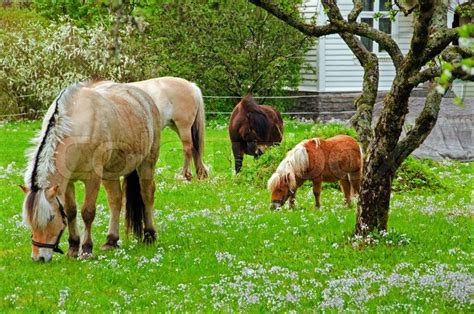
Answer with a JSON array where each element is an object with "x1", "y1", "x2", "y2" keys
[{"x1": 360, "y1": 0, "x2": 393, "y2": 53}]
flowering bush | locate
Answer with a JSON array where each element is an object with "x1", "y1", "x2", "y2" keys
[{"x1": 0, "y1": 17, "x2": 141, "y2": 114}]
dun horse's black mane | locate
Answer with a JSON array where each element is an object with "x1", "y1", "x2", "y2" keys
[
  {"x1": 241, "y1": 95, "x2": 269, "y2": 138},
  {"x1": 30, "y1": 89, "x2": 66, "y2": 192}
]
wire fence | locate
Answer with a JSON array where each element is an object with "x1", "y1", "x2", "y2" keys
[{"x1": 0, "y1": 94, "x2": 355, "y2": 120}]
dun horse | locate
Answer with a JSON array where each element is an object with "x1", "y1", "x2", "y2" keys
[
  {"x1": 21, "y1": 82, "x2": 161, "y2": 262},
  {"x1": 267, "y1": 135, "x2": 362, "y2": 209},
  {"x1": 229, "y1": 95, "x2": 283, "y2": 173},
  {"x1": 127, "y1": 77, "x2": 208, "y2": 180}
]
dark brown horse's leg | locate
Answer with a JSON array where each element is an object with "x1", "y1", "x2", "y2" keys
[
  {"x1": 339, "y1": 177, "x2": 352, "y2": 207},
  {"x1": 80, "y1": 177, "x2": 101, "y2": 258},
  {"x1": 101, "y1": 179, "x2": 122, "y2": 250},
  {"x1": 231, "y1": 142, "x2": 244, "y2": 173},
  {"x1": 312, "y1": 178, "x2": 322, "y2": 208},
  {"x1": 64, "y1": 183, "x2": 80, "y2": 258}
]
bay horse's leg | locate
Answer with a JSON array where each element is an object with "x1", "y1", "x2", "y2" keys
[
  {"x1": 339, "y1": 176, "x2": 352, "y2": 207},
  {"x1": 64, "y1": 183, "x2": 80, "y2": 258},
  {"x1": 137, "y1": 160, "x2": 157, "y2": 244},
  {"x1": 312, "y1": 178, "x2": 322, "y2": 208},
  {"x1": 176, "y1": 126, "x2": 193, "y2": 181},
  {"x1": 231, "y1": 142, "x2": 244, "y2": 173},
  {"x1": 80, "y1": 177, "x2": 101, "y2": 257},
  {"x1": 101, "y1": 179, "x2": 122, "y2": 250}
]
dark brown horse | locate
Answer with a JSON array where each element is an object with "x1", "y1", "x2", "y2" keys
[{"x1": 229, "y1": 95, "x2": 283, "y2": 173}]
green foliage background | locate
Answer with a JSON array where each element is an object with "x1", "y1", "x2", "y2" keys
[{"x1": 0, "y1": 0, "x2": 314, "y2": 115}]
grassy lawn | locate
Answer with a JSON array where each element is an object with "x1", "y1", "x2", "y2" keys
[{"x1": 0, "y1": 119, "x2": 472, "y2": 312}]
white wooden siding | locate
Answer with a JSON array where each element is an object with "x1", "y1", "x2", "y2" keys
[
  {"x1": 299, "y1": 0, "x2": 414, "y2": 92},
  {"x1": 298, "y1": 1, "x2": 320, "y2": 92}
]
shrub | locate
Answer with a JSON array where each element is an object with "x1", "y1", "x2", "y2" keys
[
  {"x1": 0, "y1": 16, "x2": 145, "y2": 114},
  {"x1": 392, "y1": 157, "x2": 446, "y2": 192}
]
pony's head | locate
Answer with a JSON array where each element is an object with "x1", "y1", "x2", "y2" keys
[
  {"x1": 267, "y1": 171, "x2": 297, "y2": 209},
  {"x1": 267, "y1": 143, "x2": 309, "y2": 209},
  {"x1": 21, "y1": 185, "x2": 67, "y2": 262}
]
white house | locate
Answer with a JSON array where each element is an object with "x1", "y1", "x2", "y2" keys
[
  {"x1": 299, "y1": 0, "x2": 473, "y2": 97},
  {"x1": 295, "y1": 0, "x2": 473, "y2": 161}
]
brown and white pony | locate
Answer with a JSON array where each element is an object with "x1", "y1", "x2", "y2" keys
[
  {"x1": 21, "y1": 81, "x2": 161, "y2": 262},
  {"x1": 229, "y1": 95, "x2": 283, "y2": 173},
  {"x1": 127, "y1": 77, "x2": 208, "y2": 180},
  {"x1": 267, "y1": 135, "x2": 362, "y2": 209}
]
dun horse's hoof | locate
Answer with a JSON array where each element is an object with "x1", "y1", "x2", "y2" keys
[
  {"x1": 143, "y1": 229, "x2": 157, "y2": 244},
  {"x1": 79, "y1": 252, "x2": 93, "y2": 260},
  {"x1": 67, "y1": 249, "x2": 79, "y2": 258},
  {"x1": 101, "y1": 235, "x2": 119, "y2": 251}
]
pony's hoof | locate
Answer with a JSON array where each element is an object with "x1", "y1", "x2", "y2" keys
[
  {"x1": 197, "y1": 169, "x2": 208, "y2": 180},
  {"x1": 143, "y1": 229, "x2": 157, "y2": 244}
]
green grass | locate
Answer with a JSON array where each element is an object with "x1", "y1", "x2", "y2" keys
[{"x1": 0, "y1": 119, "x2": 472, "y2": 312}]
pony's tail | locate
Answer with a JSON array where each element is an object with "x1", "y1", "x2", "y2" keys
[
  {"x1": 124, "y1": 170, "x2": 145, "y2": 239},
  {"x1": 191, "y1": 83, "x2": 208, "y2": 179}
]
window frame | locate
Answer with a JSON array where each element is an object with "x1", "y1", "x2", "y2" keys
[{"x1": 358, "y1": 0, "x2": 397, "y2": 56}]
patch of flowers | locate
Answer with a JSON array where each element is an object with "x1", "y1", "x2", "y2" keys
[
  {"x1": 319, "y1": 262, "x2": 473, "y2": 311},
  {"x1": 349, "y1": 229, "x2": 412, "y2": 249}
]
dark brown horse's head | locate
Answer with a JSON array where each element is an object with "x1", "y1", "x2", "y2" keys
[{"x1": 241, "y1": 95, "x2": 270, "y2": 156}]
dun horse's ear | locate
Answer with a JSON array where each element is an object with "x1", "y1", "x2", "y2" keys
[
  {"x1": 19, "y1": 185, "x2": 29, "y2": 194},
  {"x1": 45, "y1": 185, "x2": 60, "y2": 199}
]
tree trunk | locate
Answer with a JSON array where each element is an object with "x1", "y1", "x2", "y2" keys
[
  {"x1": 355, "y1": 163, "x2": 393, "y2": 235},
  {"x1": 355, "y1": 80, "x2": 413, "y2": 235}
]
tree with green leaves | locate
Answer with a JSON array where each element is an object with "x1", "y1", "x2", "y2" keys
[
  {"x1": 135, "y1": 0, "x2": 314, "y2": 110},
  {"x1": 248, "y1": 0, "x2": 473, "y2": 236}
]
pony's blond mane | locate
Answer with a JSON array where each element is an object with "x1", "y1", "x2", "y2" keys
[{"x1": 267, "y1": 140, "x2": 310, "y2": 191}]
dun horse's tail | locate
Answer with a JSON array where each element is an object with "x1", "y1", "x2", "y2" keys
[
  {"x1": 124, "y1": 170, "x2": 145, "y2": 239},
  {"x1": 191, "y1": 83, "x2": 208, "y2": 179}
]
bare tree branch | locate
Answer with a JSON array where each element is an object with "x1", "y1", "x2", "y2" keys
[
  {"x1": 408, "y1": 66, "x2": 442, "y2": 86},
  {"x1": 393, "y1": 0, "x2": 417, "y2": 16},
  {"x1": 248, "y1": 0, "x2": 341, "y2": 36},
  {"x1": 348, "y1": 0, "x2": 363, "y2": 23},
  {"x1": 404, "y1": 0, "x2": 436, "y2": 71},
  {"x1": 420, "y1": 29, "x2": 459, "y2": 65},
  {"x1": 389, "y1": 80, "x2": 443, "y2": 168},
  {"x1": 248, "y1": 0, "x2": 404, "y2": 68}
]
